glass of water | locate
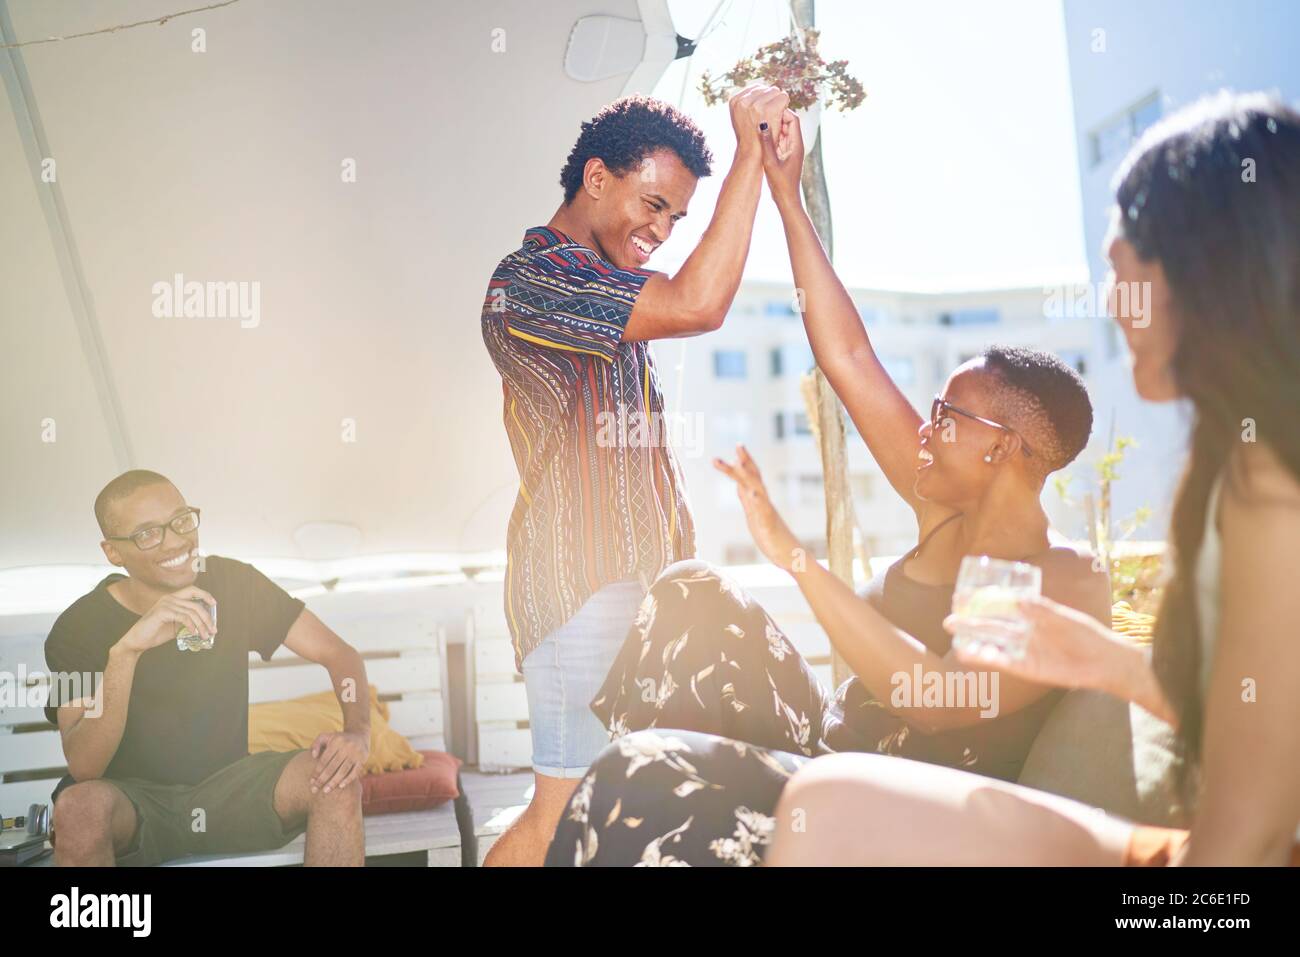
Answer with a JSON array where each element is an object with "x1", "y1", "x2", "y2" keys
[
  {"x1": 175, "y1": 599, "x2": 217, "y2": 652},
  {"x1": 950, "y1": 556, "x2": 1041, "y2": 660}
]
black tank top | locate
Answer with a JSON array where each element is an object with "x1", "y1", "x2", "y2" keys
[{"x1": 842, "y1": 514, "x2": 1063, "y2": 781}]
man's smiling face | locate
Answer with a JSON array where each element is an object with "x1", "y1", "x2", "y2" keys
[
  {"x1": 586, "y1": 148, "x2": 697, "y2": 270},
  {"x1": 99, "y1": 481, "x2": 200, "y2": 591}
]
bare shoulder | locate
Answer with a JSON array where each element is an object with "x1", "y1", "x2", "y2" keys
[
  {"x1": 1224, "y1": 442, "x2": 1300, "y2": 512},
  {"x1": 1217, "y1": 443, "x2": 1300, "y2": 648},
  {"x1": 1037, "y1": 540, "x2": 1099, "y2": 577},
  {"x1": 1220, "y1": 443, "x2": 1300, "y2": 559},
  {"x1": 1037, "y1": 542, "x2": 1111, "y2": 622}
]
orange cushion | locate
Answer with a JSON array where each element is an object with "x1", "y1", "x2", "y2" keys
[{"x1": 361, "y1": 749, "x2": 461, "y2": 816}]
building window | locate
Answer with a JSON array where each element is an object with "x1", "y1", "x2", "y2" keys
[
  {"x1": 713, "y1": 349, "x2": 747, "y2": 379},
  {"x1": 1104, "y1": 321, "x2": 1121, "y2": 360},
  {"x1": 1131, "y1": 96, "x2": 1162, "y2": 138},
  {"x1": 796, "y1": 473, "x2": 826, "y2": 506},
  {"x1": 770, "y1": 342, "x2": 815, "y2": 378},
  {"x1": 765, "y1": 300, "x2": 797, "y2": 319},
  {"x1": 773, "y1": 411, "x2": 811, "y2": 440},
  {"x1": 881, "y1": 355, "x2": 916, "y2": 386},
  {"x1": 1089, "y1": 92, "x2": 1162, "y2": 168},
  {"x1": 1057, "y1": 349, "x2": 1088, "y2": 376},
  {"x1": 940, "y1": 308, "x2": 999, "y2": 326}
]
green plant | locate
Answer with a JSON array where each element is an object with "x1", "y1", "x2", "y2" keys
[
  {"x1": 1109, "y1": 552, "x2": 1165, "y2": 615},
  {"x1": 1093, "y1": 435, "x2": 1153, "y2": 556},
  {"x1": 1057, "y1": 429, "x2": 1155, "y2": 603},
  {"x1": 698, "y1": 28, "x2": 865, "y2": 113}
]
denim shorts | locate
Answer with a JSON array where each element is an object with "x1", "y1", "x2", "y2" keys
[{"x1": 521, "y1": 580, "x2": 646, "y2": 778}]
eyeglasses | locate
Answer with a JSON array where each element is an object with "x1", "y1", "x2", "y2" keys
[
  {"x1": 106, "y1": 507, "x2": 201, "y2": 550},
  {"x1": 930, "y1": 397, "x2": 1034, "y2": 458}
]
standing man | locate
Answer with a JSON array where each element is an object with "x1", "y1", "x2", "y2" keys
[
  {"x1": 480, "y1": 86, "x2": 788, "y2": 865},
  {"x1": 45, "y1": 470, "x2": 369, "y2": 865}
]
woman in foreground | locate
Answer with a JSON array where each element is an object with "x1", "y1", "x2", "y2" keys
[{"x1": 767, "y1": 91, "x2": 1300, "y2": 867}]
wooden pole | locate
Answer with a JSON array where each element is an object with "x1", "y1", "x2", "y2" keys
[{"x1": 791, "y1": 0, "x2": 857, "y2": 689}]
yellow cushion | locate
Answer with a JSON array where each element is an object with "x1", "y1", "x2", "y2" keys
[
  {"x1": 1111, "y1": 600, "x2": 1155, "y2": 645},
  {"x1": 249, "y1": 686, "x2": 424, "y2": 775}
]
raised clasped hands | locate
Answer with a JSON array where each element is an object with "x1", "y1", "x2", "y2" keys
[{"x1": 728, "y1": 84, "x2": 791, "y2": 162}]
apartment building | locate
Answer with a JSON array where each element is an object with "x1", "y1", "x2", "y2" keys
[{"x1": 656, "y1": 281, "x2": 1095, "y2": 565}]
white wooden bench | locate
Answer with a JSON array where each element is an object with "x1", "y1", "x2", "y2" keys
[
  {"x1": 0, "y1": 584, "x2": 531, "y2": 867},
  {"x1": 4, "y1": 568, "x2": 841, "y2": 866}
]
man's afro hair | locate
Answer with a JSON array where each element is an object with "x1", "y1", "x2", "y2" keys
[{"x1": 560, "y1": 95, "x2": 713, "y2": 203}]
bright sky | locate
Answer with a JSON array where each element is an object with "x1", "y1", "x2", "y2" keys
[{"x1": 655, "y1": 0, "x2": 1089, "y2": 291}]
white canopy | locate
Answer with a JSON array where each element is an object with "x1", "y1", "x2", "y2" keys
[{"x1": 0, "y1": 0, "x2": 678, "y2": 576}]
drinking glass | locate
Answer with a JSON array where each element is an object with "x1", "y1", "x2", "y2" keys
[
  {"x1": 950, "y1": 556, "x2": 1041, "y2": 659},
  {"x1": 175, "y1": 599, "x2": 217, "y2": 652}
]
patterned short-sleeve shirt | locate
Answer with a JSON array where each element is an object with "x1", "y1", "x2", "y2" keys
[{"x1": 482, "y1": 226, "x2": 696, "y2": 670}]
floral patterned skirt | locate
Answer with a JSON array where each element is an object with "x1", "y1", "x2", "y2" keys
[
  {"x1": 545, "y1": 560, "x2": 991, "y2": 867},
  {"x1": 544, "y1": 729, "x2": 806, "y2": 866}
]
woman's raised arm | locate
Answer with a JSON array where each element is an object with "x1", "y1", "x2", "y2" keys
[{"x1": 764, "y1": 109, "x2": 927, "y2": 515}]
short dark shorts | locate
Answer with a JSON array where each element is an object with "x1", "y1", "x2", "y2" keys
[{"x1": 55, "y1": 749, "x2": 308, "y2": 866}]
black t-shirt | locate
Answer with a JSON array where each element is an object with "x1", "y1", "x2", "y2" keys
[{"x1": 43, "y1": 555, "x2": 305, "y2": 801}]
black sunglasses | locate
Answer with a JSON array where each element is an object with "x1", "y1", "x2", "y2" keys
[
  {"x1": 105, "y1": 507, "x2": 201, "y2": 550},
  {"x1": 931, "y1": 397, "x2": 1034, "y2": 458}
]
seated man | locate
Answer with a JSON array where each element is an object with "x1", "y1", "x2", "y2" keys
[{"x1": 44, "y1": 469, "x2": 369, "y2": 866}]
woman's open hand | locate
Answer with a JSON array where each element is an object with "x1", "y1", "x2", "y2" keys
[{"x1": 714, "y1": 445, "x2": 807, "y2": 573}]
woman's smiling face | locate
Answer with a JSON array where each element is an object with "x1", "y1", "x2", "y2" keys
[
  {"x1": 914, "y1": 363, "x2": 1021, "y2": 505},
  {"x1": 1103, "y1": 210, "x2": 1183, "y2": 403}
]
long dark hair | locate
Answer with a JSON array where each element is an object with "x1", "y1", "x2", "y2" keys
[{"x1": 1113, "y1": 92, "x2": 1300, "y2": 774}]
